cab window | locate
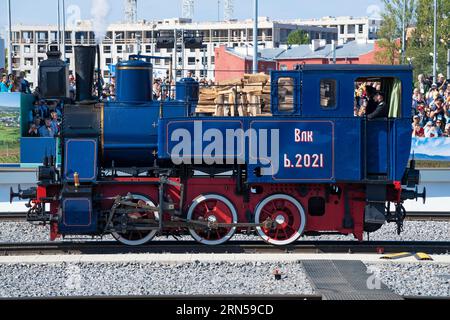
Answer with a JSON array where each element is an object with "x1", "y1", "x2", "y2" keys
[
  {"x1": 354, "y1": 77, "x2": 401, "y2": 118},
  {"x1": 320, "y1": 79, "x2": 337, "y2": 108},
  {"x1": 277, "y1": 77, "x2": 294, "y2": 113}
]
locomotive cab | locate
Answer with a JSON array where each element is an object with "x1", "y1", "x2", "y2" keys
[{"x1": 270, "y1": 65, "x2": 419, "y2": 231}]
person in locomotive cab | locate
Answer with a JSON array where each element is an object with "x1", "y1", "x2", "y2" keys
[
  {"x1": 28, "y1": 123, "x2": 39, "y2": 137},
  {"x1": 19, "y1": 71, "x2": 31, "y2": 94},
  {"x1": 38, "y1": 100, "x2": 50, "y2": 119},
  {"x1": 50, "y1": 111, "x2": 60, "y2": 136},
  {"x1": 38, "y1": 118, "x2": 56, "y2": 138},
  {"x1": 364, "y1": 85, "x2": 378, "y2": 115},
  {"x1": 367, "y1": 91, "x2": 388, "y2": 119}
]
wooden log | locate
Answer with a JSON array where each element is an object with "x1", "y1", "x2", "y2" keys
[
  {"x1": 199, "y1": 87, "x2": 217, "y2": 95},
  {"x1": 215, "y1": 94, "x2": 225, "y2": 116},
  {"x1": 237, "y1": 92, "x2": 247, "y2": 117},
  {"x1": 229, "y1": 88, "x2": 237, "y2": 117},
  {"x1": 243, "y1": 73, "x2": 270, "y2": 83},
  {"x1": 199, "y1": 93, "x2": 218, "y2": 100},
  {"x1": 217, "y1": 78, "x2": 244, "y2": 86},
  {"x1": 248, "y1": 94, "x2": 259, "y2": 116},
  {"x1": 217, "y1": 88, "x2": 235, "y2": 95},
  {"x1": 241, "y1": 83, "x2": 264, "y2": 94}
]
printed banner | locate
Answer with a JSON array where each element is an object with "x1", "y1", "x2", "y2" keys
[{"x1": 410, "y1": 137, "x2": 450, "y2": 161}]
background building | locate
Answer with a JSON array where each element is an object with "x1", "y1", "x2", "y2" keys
[
  {"x1": 215, "y1": 40, "x2": 382, "y2": 81},
  {"x1": 10, "y1": 17, "x2": 337, "y2": 88},
  {"x1": 286, "y1": 16, "x2": 381, "y2": 43}
]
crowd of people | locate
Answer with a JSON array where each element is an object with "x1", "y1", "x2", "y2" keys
[
  {"x1": 412, "y1": 73, "x2": 450, "y2": 138},
  {"x1": 0, "y1": 70, "x2": 31, "y2": 94},
  {"x1": 152, "y1": 77, "x2": 175, "y2": 101},
  {"x1": 27, "y1": 99, "x2": 62, "y2": 138}
]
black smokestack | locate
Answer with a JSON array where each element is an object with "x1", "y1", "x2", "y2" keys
[{"x1": 75, "y1": 46, "x2": 97, "y2": 102}]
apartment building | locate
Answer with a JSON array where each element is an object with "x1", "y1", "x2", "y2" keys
[
  {"x1": 10, "y1": 17, "x2": 337, "y2": 88},
  {"x1": 288, "y1": 16, "x2": 381, "y2": 43}
]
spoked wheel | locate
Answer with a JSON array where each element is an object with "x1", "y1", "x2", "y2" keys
[
  {"x1": 255, "y1": 194, "x2": 306, "y2": 246},
  {"x1": 112, "y1": 194, "x2": 159, "y2": 246},
  {"x1": 187, "y1": 194, "x2": 238, "y2": 245}
]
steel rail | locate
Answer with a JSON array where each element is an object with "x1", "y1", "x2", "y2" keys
[
  {"x1": 406, "y1": 211, "x2": 450, "y2": 221},
  {"x1": 0, "y1": 240, "x2": 448, "y2": 256},
  {"x1": 0, "y1": 212, "x2": 28, "y2": 221}
]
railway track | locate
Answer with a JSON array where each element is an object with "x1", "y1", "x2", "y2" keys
[
  {"x1": 406, "y1": 211, "x2": 450, "y2": 221},
  {"x1": 0, "y1": 240, "x2": 448, "y2": 256},
  {"x1": 1, "y1": 211, "x2": 450, "y2": 222},
  {"x1": 0, "y1": 212, "x2": 28, "y2": 221}
]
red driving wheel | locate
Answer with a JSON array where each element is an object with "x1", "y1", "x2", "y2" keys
[
  {"x1": 255, "y1": 194, "x2": 306, "y2": 245},
  {"x1": 187, "y1": 194, "x2": 238, "y2": 245}
]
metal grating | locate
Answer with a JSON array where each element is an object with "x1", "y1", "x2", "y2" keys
[{"x1": 302, "y1": 260, "x2": 403, "y2": 300}]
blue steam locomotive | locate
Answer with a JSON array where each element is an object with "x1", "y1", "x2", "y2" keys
[{"x1": 11, "y1": 46, "x2": 425, "y2": 246}]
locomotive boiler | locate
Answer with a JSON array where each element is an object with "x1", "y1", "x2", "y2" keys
[{"x1": 11, "y1": 46, "x2": 425, "y2": 246}]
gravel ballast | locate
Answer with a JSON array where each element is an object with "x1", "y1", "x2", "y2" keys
[
  {"x1": 0, "y1": 220, "x2": 449, "y2": 243},
  {"x1": 365, "y1": 262, "x2": 450, "y2": 297},
  {"x1": 0, "y1": 261, "x2": 314, "y2": 298},
  {"x1": 0, "y1": 260, "x2": 448, "y2": 298}
]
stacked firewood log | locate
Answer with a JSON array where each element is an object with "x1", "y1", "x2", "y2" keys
[{"x1": 196, "y1": 73, "x2": 275, "y2": 116}]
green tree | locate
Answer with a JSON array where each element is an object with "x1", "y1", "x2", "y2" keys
[
  {"x1": 287, "y1": 30, "x2": 310, "y2": 45},
  {"x1": 376, "y1": 0, "x2": 415, "y2": 65},
  {"x1": 406, "y1": 0, "x2": 450, "y2": 79}
]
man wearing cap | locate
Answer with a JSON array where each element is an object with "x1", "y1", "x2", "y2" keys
[
  {"x1": 364, "y1": 85, "x2": 378, "y2": 115},
  {"x1": 367, "y1": 91, "x2": 388, "y2": 119}
]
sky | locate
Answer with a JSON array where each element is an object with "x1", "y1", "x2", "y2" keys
[{"x1": 0, "y1": 0, "x2": 384, "y2": 37}]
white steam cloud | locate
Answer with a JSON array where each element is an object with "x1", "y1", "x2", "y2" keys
[{"x1": 91, "y1": 0, "x2": 111, "y2": 44}]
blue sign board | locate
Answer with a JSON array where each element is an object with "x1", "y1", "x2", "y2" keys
[{"x1": 247, "y1": 120, "x2": 334, "y2": 183}]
